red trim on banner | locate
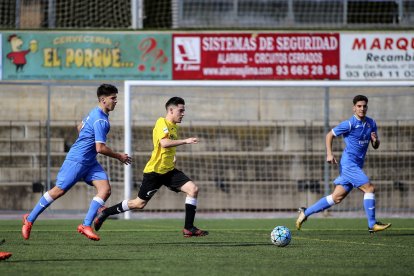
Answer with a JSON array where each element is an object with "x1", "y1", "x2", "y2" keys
[{"x1": 173, "y1": 33, "x2": 340, "y2": 80}]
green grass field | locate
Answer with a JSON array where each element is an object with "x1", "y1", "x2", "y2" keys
[{"x1": 0, "y1": 217, "x2": 413, "y2": 275}]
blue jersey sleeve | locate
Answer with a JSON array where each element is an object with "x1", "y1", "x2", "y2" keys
[
  {"x1": 94, "y1": 119, "x2": 110, "y2": 144},
  {"x1": 332, "y1": 120, "x2": 351, "y2": 137}
]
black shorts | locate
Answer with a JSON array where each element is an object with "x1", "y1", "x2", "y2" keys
[{"x1": 138, "y1": 169, "x2": 191, "y2": 201}]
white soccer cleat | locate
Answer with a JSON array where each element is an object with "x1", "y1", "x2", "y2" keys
[
  {"x1": 296, "y1": 207, "x2": 307, "y2": 230},
  {"x1": 369, "y1": 222, "x2": 391, "y2": 233}
]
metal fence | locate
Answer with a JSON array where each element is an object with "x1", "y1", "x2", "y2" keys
[{"x1": 1, "y1": 0, "x2": 414, "y2": 30}]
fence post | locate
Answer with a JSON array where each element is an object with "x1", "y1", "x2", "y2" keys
[
  {"x1": 323, "y1": 87, "x2": 330, "y2": 196},
  {"x1": 46, "y1": 84, "x2": 52, "y2": 191}
]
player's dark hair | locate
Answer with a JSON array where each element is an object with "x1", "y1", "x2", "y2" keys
[
  {"x1": 97, "y1": 84, "x2": 118, "y2": 98},
  {"x1": 353, "y1": 95, "x2": 368, "y2": 105},
  {"x1": 165, "y1": 97, "x2": 185, "y2": 110}
]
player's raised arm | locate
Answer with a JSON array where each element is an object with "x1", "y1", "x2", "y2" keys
[
  {"x1": 95, "y1": 142, "x2": 132, "y2": 165},
  {"x1": 371, "y1": 132, "x2": 380, "y2": 149},
  {"x1": 325, "y1": 130, "x2": 337, "y2": 164},
  {"x1": 160, "y1": 137, "x2": 199, "y2": 148}
]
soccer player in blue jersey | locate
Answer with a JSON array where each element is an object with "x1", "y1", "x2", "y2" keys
[
  {"x1": 296, "y1": 95, "x2": 391, "y2": 233},
  {"x1": 22, "y1": 84, "x2": 132, "y2": 241}
]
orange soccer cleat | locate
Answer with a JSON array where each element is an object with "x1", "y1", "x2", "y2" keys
[
  {"x1": 22, "y1": 214, "x2": 33, "y2": 240},
  {"x1": 0, "y1": 252, "x2": 12, "y2": 261},
  {"x1": 77, "y1": 224, "x2": 100, "y2": 241}
]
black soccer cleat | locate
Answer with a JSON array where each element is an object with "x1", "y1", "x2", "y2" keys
[
  {"x1": 183, "y1": 227, "x2": 209, "y2": 238},
  {"x1": 93, "y1": 206, "x2": 108, "y2": 231}
]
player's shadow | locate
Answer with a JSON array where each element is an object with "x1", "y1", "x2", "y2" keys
[
  {"x1": 143, "y1": 241, "x2": 270, "y2": 247},
  {"x1": 9, "y1": 258, "x2": 147, "y2": 263},
  {"x1": 373, "y1": 233, "x2": 414, "y2": 237},
  {"x1": 194, "y1": 242, "x2": 271, "y2": 247},
  {"x1": 93, "y1": 241, "x2": 271, "y2": 247}
]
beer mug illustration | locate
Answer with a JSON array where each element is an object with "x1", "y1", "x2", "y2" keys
[{"x1": 29, "y1": 40, "x2": 38, "y2": 53}]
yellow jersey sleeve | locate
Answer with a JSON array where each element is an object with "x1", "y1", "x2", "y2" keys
[{"x1": 143, "y1": 117, "x2": 178, "y2": 174}]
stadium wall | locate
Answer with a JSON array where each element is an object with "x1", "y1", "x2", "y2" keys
[
  {"x1": 0, "y1": 82, "x2": 413, "y2": 214},
  {"x1": 1, "y1": 84, "x2": 414, "y2": 122}
]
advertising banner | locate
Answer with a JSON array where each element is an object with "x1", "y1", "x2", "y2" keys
[
  {"x1": 2, "y1": 33, "x2": 171, "y2": 80},
  {"x1": 341, "y1": 33, "x2": 414, "y2": 80},
  {"x1": 173, "y1": 33, "x2": 340, "y2": 80}
]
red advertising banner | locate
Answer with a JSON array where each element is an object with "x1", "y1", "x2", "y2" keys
[{"x1": 173, "y1": 33, "x2": 340, "y2": 80}]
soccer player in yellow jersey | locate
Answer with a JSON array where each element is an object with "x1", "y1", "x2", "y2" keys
[{"x1": 94, "y1": 97, "x2": 208, "y2": 237}]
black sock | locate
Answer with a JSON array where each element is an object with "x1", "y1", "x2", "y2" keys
[
  {"x1": 104, "y1": 202, "x2": 125, "y2": 216},
  {"x1": 184, "y1": 204, "x2": 196, "y2": 230}
]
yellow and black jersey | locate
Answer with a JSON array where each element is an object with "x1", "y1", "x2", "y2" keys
[{"x1": 143, "y1": 117, "x2": 179, "y2": 174}]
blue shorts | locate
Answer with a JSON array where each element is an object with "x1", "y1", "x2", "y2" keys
[
  {"x1": 55, "y1": 159, "x2": 108, "y2": 191},
  {"x1": 333, "y1": 163, "x2": 370, "y2": 192}
]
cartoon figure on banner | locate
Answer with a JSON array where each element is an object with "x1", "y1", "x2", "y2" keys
[
  {"x1": 6, "y1": 34, "x2": 38, "y2": 73},
  {"x1": 137, "y1": 37, "x2": 168, "y2": 72}
]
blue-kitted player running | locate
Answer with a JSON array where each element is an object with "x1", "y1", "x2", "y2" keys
[
  {"x1": 22, "y1": 84, "x2": 132, "y2": 241},
  {"x1": 296, "y1": 95, "x2": 391, "y2": 233}
]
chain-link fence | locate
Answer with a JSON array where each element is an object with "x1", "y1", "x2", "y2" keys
[{"x1": 1, "y1": 0, "x2": 414, "y2": 30}]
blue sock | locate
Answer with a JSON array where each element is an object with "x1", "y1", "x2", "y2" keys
[
  {"x1": 304, "y1": 195, "x2": 335, "y2": 217},
  {"x1": 363, "y1": 193, "x2": 376, "y2": 228},
  {"x1": 83, "y1": 197, "x2": 105, "y2": 226},
  {"x1": 27, "y1": 192, "x2": 54, "y2": 223}
]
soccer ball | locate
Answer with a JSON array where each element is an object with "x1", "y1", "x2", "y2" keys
[{"x1": 270, "y1": 226, "x2": 291, "y2": 247}]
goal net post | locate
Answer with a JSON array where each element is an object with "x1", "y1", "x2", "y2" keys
[{"x1": 123, "y1": 80, "x2": 414, "y2": 219}]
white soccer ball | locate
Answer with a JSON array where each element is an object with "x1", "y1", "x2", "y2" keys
[{"x1": 270, "y1": 226, "x2": 291, "y2": 247}]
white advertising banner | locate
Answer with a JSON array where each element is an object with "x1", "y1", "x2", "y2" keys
[{"x1": 341, "y1": 33, "x2": 414, "y2": 80}]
